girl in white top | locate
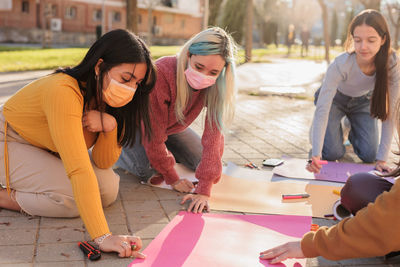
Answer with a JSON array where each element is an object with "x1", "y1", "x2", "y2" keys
[{"x1": 308, "y1": 9, "x2": 400, "y2": 174}]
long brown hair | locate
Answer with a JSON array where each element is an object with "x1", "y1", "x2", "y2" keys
[{"x1": 344, "y1": 9, "x2": 391, "y2": 121}]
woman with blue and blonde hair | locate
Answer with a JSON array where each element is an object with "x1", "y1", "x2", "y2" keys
[{"x1": 117, "y1": 27, "x2": 237, "y2": 212}]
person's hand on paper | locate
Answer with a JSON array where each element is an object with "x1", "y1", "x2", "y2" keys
[
  {"x1": 259, "y1": 241, "x2": 304, "y2": 264},
  {"x1": 375, "y1": 160, "x2": 393, "y2": 173},
  {"x1": 306, "y1": 156, "x2": 322, "y2": 173},
  {"x1": 95, "y1": 234, "x2": 146, "y2": 258},
  {"x1": 181, "y1": 193, "x2": 209, "y2": 213},
  {"x1": 172, "y1": 179, "x2": 194, "y2": 193}
]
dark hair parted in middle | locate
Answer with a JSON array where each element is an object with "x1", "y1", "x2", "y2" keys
[
  {"x1": 344, "y1": 9, "x2": 391, "y2": 121},
  {"x1": 57, "y1": 29, "x2": 157, "y2": 146}
]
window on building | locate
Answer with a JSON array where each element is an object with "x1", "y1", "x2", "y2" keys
[
  {"x1": 164, "y1": 14, "x2": 173, "y2": 24},
  {"x1": 21, "y1": 1, "x2": 29, "y2": 13},
  {"x1": 113, "y1": 11, "x2": 121, "y2": 22},
  {"x1": 138, "y1": 14, "x2": 142, "y2": 24},
  {"x1": 181, "y1": 19, "x2": 185, "y2": 29},
  {"x1": 51, "y1": 4, "x2": 58, "y2": 17},
  {"x1": 153, "y1": 16, "x2": 157, "y2": 26},
  {"x1": 161, "y1": 0, "x2": 173, "y2": 7},
  {"x1": 93, "y1": 9, "x2": 102, "y2": 21},
  {"x1": 65, "y1": 6, "x2": 77, "y2": 19}
]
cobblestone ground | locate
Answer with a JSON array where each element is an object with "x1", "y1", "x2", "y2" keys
[
  {"x1": 1, "y1": 62, "x2": 399, "y2": 266},
  {"x1": 1, "y1": 93, "x2": 399, "y2": 266}
]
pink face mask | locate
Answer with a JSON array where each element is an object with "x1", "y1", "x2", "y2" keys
[{"x1": 184, "y1": 60, "x2": 218, "y2": 90}]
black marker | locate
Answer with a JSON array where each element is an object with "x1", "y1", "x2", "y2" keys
[{"x1": 78, "y1": 241, "x2": 101, "y2": 261}]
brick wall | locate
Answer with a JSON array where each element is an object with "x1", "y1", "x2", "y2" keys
[{"x1": 0, "y1": 0, "x2": 203, "y2": 45}]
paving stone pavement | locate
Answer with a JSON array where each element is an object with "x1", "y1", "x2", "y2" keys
[
  {"x1": 1, "y1": 66, "x2": 400, "y2": 266},
  {"x1": 0, "y1": 92, "x2": 399, "y2": 266}
]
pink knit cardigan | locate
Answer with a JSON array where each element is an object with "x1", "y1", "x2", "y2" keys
[{"x1": 142, "y1": 56, "x2": 224, "y2": 196}]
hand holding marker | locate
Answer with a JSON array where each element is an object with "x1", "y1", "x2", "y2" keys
[
  {"x1": 306, "y1": 158, "x2": 328, "y2": 173},
  {"x1": 307, "y1": 159, "x2": 328, "y2": 165}
]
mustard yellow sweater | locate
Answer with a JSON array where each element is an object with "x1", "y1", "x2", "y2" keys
[
  {"x1": 4, "y1": 73, "x2": 121, "y2": 239},
  {"x1": 301, "y1": 178, "x2": 400, "y2": 260}
]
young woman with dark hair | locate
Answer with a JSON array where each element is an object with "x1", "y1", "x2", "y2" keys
[
  {"x1": 0, "y1": 29, "x2": 156, "y2": 257},
  {"x1": 308, "y1": 9, "x2": 400, "y2": 174}
]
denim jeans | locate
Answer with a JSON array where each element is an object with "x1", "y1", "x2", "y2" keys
[
  {"x1": 314, "y1": 88, "x2": 378, "y2": 163},
  {"x1": 116, "y1": 128, "x2": 202, "y2": 182}
]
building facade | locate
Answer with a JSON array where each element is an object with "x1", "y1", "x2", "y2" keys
[{"x1": 0, "y1": 0, "x2": 204, "y2": 46}]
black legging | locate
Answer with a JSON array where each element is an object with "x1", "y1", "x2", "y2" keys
[{"x1": 341, "y1": 172, "x2": 393, "y2": 215}]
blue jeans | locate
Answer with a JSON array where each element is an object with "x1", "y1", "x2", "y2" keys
[
  {"x1": 315, "y1": 89, "x2": 378, "y2": 163},
  {"x1": 116, "y1": 128, "x2": 202, "y2": 182}
]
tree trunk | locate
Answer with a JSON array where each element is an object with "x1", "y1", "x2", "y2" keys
[
  {"x1": 360, "y1": 0, "x2": 381, "y2": 11},
  {"x1": 203, "y1": 0, "x2": 209, "y2": 30},
  {"x1": 386, "y1": 3, "x2": 400, "y2": 50},
  {"x1": 208, "y1": 0, "x2": 223, "y2": 26},
  {"x1": 318, "y1": 0, "x2": 330, "y2": 64},
  {"x1": 395, "y1": 15, "x2": 400, "y2": 50},
  {"x1": 126, "y1": 0, "x2": 138, "y2": 33},
  {"x1": 147, "y1": 5, "x2": 153, "y2": 46},
  {"x1": 259, "y1": 20, "x2": 264, "y2": 48},
  {"x1": 245, "y1": 0, "x2": 253, "y2": 63}
]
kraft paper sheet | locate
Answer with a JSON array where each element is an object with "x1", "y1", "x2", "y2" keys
[{"x1": 209, "y1": 174, "x2": 342, "y2": 218}]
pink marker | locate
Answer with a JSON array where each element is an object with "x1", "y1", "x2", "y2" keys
[
  {"x1": 282, "y1": 194, "x2": 310, "y2": 200},
  {"x1": 307, "y1": 159, "x2": 328, "y2": 165}
]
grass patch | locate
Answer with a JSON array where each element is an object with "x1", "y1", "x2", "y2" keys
[
  {"x1": 150, "y1": 46, "x2": 181, "y2": 60},
  {"x1": 0, "y1": 46, "x2": 181, "y2": 72},
  {"x1": 0, "y1": 48, "x2": 88, "y2": 72},
  {"x1": 237, "y1": 45, "x2": 344, "y2": 64},
  {"x1": 0, "y1": 45, "x2": 40, "y2": 52},
  {"x1": 0, "y1": 44, "x2": 345, "y2": 72}
]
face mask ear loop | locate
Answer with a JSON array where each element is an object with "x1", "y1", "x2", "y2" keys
[
  {"x1": 95, "y1": 72, "x2": 105, "y2": 132},
  {"x1": 100, "y1": 112, "x2": 104, "y2": 133},
  {"x1": 96, "y1": 72, "x2": 105, "y2": 112}
]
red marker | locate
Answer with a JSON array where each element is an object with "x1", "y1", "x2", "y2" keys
[{"x1": 282, "y1": 193, "x2": 310, "y2": 200}]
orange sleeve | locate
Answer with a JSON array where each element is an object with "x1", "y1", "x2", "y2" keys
[
  {"x1": 92, "y1": 127, "x2": 121, "y2": 169},
  {"x1": 42, "y1": 82, "x2": 110, "y2": 239},
  {"x1": 301, "y1": 179, "x2": 400, "y2": 260}
]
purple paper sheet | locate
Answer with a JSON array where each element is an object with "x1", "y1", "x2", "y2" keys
[
  {"x1": 314, "y1": 161, "x2": 375, "y2": 182},
  {"x1": 273, "y1": 158, "x2": 395, "y2": 183}
]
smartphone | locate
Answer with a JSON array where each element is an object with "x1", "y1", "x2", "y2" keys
[{"x1": 262, "y1": 158, "x2": 284, "y2": 167}]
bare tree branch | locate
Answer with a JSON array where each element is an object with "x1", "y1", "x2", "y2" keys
[
  {"x1": 317, "y1": 0, "x2": 330, "y2": 63},
  {"x1": 359, "y1": 0, "x2": 381, "y2": 10},
  {"x1": 386, "y1": 3, "x2": 397, "y2": 26}
]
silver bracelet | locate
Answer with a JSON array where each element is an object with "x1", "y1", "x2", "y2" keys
[{"x1": 94, "y1": 233, "x2": 111, "y2": 245}]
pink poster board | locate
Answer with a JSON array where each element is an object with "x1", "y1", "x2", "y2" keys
[{"x1": 129, "y1": 212, "x2": 310, "y2": 267}]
